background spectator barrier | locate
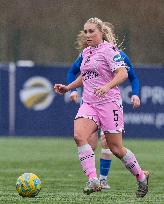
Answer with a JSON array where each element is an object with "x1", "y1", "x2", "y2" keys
[{"x1": 0, "y1": 64, "x2": 163, "y2": 138}]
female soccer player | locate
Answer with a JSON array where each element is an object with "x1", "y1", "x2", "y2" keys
[
  {"x1": 67, "y1": 23, "x2": 140, "y2": 190},
  {"x1": 54, "y1": 17, "x2": 149, "y2": 198}
]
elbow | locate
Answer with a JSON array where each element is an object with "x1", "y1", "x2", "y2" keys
[
  {"x1": 123, "y1": 68, "x2": 128, "y2": 81},
  {"x1": 118, "y1": 67, "x2": 128, "y2": 81},
  {"x1": 125, "y1": 71, "x2": 128, "y2": 80}
]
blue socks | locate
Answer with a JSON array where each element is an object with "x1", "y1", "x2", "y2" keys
[{"x1": 100, "y1": 158, "x2": 112, "y2": 179}]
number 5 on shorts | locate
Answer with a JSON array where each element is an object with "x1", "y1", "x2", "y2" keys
[{"x1": 113, "y1": 110, "x2": 118, "y2": 121}]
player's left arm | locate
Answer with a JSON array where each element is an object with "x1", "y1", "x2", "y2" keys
[
  {"x1": 94, "y1": 66, "x2": 128, "y2": 96},
  {"x1": 120, "y1": 51, "x2": 140, "y2": 108},
  {"x1": 94, "y1": 48, "x2": 128, "y2": 96}
]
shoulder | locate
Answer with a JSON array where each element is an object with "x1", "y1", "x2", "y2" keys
[
  {"x1": 119, "y1": 50, "x2": 130, "y2": 60},
  {"x1": 103, "y1": 43, "x2": 124, "y2": 62},
  {"x1": 103, "y1": 42, "x2": 120, "y2": 55},
  {"x1": 102, "y1": 41, "x2": 116, "y2": 50},
  {"x1": 82, "y1": 47, "x2": 90, "y2": 56},
  {"x1": 119, "y1": 50, "x2": 133, "y2": 69}
]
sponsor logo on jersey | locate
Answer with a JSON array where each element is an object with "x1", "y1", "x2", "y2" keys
[
  {"x1": 113, "y1": 54, "x2": 123, "y2": 62},
  {"x1": 82, "y1": 70, "x2": 99, "y2": 81}
]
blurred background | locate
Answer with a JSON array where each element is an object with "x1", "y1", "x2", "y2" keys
[
  {"x1": 0, "y1": 0, "x2": 163, "y2": 138},
  {"x1": 0, "y1": 2, "x2": 163, "y2": 202},
  {"x1": 0, "y1": 0, "x2": 163, "y2": 64}
]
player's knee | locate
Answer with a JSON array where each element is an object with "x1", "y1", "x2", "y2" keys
[
  {"x1": 109, "y1": 145, "x2": 122, "y2": 158},
  {"x1": 109, "y1": 146, "x2": 118, "y2": 156},
  {"x1": 74, "y1": 133, "x2": 86, "y2": 145},
  {"x1": 90, "y1": 143, "x2": 97, "y2": 151},
  {"x1": 74, "y1": 134, "x2": 81, "y2": 143}
]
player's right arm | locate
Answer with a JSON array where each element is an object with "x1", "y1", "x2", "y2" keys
[
  {"x1": 54, "y1": 75, "x2": 83, "y2": 94},
  {"x1": 66, "y1": 53, "x2": 82, "y2": 102}
]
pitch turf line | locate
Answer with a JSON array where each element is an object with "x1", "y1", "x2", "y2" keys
[{"x1": 0, "y1": 137, "x2": 163, "y2": 204}]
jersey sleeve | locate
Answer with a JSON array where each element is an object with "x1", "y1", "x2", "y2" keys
[
  {"x1": 66, "y1": 53, "x2": 82, "y2": 92},
  {"x1": 120, "y1": 51, "x2": 140, "y2": 96},
  {"x1": 67, "y1": 53, "x2": 82, "y2": 84},
  {"x1": 105, "y1": 47, "x2": 127, "y2": 72}
]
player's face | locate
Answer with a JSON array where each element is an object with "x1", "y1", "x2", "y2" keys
[{"x1": 84, "y1": 23, "x2": 103, "y2": 47}]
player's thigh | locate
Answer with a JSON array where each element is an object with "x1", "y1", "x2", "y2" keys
[
  {"x1": 74, "y1": 102, "x2": 100, "y2": 141},
  {"x1": 105, "y1": 132, "x2": 123, "y2": 148},
  {"x1": 98, "y1": 101, "x2": 124, "y2": 133},
  {"x1": 105, "y1": 132, "x2": 127, "y2": 158},
  {"x1": 74, "y1": 118, "x2": 97, "y2": 141}
]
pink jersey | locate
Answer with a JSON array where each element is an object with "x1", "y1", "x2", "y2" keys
[{"x1": 81, "y1": 41, "x2": 127, "y2": 104}]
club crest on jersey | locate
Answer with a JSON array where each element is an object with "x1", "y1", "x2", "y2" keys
[
  {"x1": 84, "y1": 56, "x2": 90, "y2": 65},
  {"x1": 113, "y1": 54, "x2": 123, "y2": 62}
]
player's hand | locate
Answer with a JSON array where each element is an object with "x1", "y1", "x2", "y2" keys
[
  {"x1": 54, "y1": 84, "x2": 68, "y2": 95},
  {"x1": 94, "y1": 84, "x2": 110, "y2": 97},
  {"x1": 70, "y1": 91, "x2": 79, "y2": 103},
  {"x1": 131, "y1": 95, "x2": 141, "y2": 108}
]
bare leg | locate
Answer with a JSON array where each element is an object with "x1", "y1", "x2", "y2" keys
[
  {"x1": 88, "y1": 131, "x2": 98, "y2": 151},
  {"x1": 74, "y1": 118, "x2": 98, "y2": 180},
  {"x1": 105, "y1": 132, "x2": 149, "y2": 197},
  {"x1": 105, "y1": 132, "x2": 146, "y2": 181}
]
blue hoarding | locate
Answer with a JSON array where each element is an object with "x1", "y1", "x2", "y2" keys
[
  {"x1": 0, "y1": 65, "x2": 163, "y2": 138},
  {"x1": 121, "y1": 67, "x2": 164, "y2": 138},
  {"x1": 0, "y1": 65, "x2": 9, "y2": 135},
  {"x1": 15, "y1": 65, "x2": 79, "y2": 136}
]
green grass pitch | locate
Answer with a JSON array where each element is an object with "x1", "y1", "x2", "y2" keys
[{"x1": 0, "y1": 137, "x2": 163, "y2": 204}]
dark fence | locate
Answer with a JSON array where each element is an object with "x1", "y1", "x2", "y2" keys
[{"x1": 0, "y1": 64, "x2": 163, "y2": 138}]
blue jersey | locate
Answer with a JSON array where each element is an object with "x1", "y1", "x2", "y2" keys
[{"x1": 67, "y1": 51, "x2": 140, "y2": 96}]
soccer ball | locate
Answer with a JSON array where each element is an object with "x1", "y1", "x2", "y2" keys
[{"x1": 16, "y1": 173, "x2": 41, "y2": 197}]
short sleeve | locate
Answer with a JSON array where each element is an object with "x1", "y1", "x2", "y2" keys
[{"x1": 105, "y1": 47, "x2": 127, "y2": 72}]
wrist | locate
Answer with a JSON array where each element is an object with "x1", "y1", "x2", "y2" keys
[
  {"x1": 106, "y1": 83, "x2": 111, "y2": 90},
  {"x1": 66, "y1": 85, "x2": 71, "y2": 91}
]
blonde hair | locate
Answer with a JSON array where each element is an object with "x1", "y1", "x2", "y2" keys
[
  {"x1": 103, "y1": 21, "x2": 125, "y2": 50},
  {"x1": 76, "y1": 17, "x2": 117, "y2": 51}
]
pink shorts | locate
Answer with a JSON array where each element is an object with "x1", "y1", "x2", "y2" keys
[{"x1": 75, "y1": 101, "x2": 124, "y2": 133}]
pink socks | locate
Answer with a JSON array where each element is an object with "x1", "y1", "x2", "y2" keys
[
  {"x1": 78, "y1": 145, "x2": 145, "y2": 182},
  {"x1": 122, "y1": 149, "x2": 146, "y2": 182},
  {"x1": 78, "y1": 144, "x2": 97, "y2": 180}
]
